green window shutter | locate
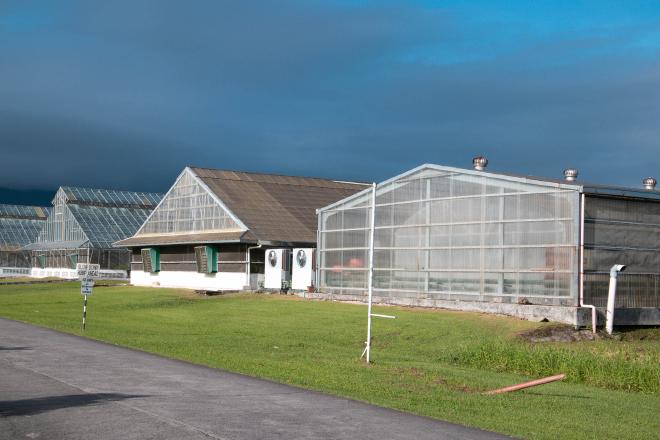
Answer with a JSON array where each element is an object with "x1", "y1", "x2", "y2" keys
[
  {"x1": 141, "y1": 248, "x2": 160, "y2": 273},
  {"x1": 68, "y1": 254, "x2": 78, "y2": 269},
  {"x1": 194, "y1": 246, "x2": 218, "y2": 273}
]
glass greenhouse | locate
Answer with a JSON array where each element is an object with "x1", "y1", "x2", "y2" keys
[
  {"x1": 24, "y1": 186, "x2": 162, "y2": 278},
  {"x1": 0, "y1": 204, "x2": 48, "y2": 276},
  {"x1": 317, "y1": 164, "x2": 660, "y2": 325}
]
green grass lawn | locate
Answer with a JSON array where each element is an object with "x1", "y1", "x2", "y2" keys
[{"x1": 0, "y1": 282, "x2": 658, "y2": 440}]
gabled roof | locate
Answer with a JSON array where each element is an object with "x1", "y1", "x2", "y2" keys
[
  {"x1": 115, "y1": 167, "x2": 369, "y2": 247},
  {"x1": 318, "y1": 163, "x2": 660, "y2": 213},
  {"x1": 0, "y1": 204, "x2": 49, "y2": 251},
  {"x1": 25, "y1": 186, "x2": 163, "y2": 250}
]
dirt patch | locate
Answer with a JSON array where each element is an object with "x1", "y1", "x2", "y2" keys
[{"x1": 517, "y1": 325, "x2": 601, "y2": 342}]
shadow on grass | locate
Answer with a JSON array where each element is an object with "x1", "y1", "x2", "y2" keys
[{"x1": 0, "y1": 393, "x2": 148, "y2": 417}]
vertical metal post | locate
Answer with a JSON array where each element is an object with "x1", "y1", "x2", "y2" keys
[
  {"x1": 82, "y1": 248, "x2": 90, "y2": 331},
  {"x1": 365, "y1": 182, "x2": 377, "y2": 363},
  {"x1": 82, "y1": 294, "x2": 87, "y2": 330}
]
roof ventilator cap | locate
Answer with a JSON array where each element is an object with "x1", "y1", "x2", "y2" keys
[
  {"x1": 472, "y1": 156, "x2": 488, "y2": 171},
  {"x1": 643, "y1": 177, "x2": 657, "y2": 190},
  {"x1": 563, "y1": 168, "x2": 578, "y2": 182}
]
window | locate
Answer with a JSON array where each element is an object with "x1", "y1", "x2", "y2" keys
[{"x1": 141, "y1": 248, "x2": 160, "y2": 273}]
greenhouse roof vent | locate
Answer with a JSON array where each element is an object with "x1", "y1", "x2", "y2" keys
[
  {"x1": 643, "y1": 177, "x2": 657, "y2": 190},
  {"x1": 472, "y1": 156, "x2": 488, "y2": 171},
  {"x1": 563, "y1": 168, "x2": 578, "y2": 182}
]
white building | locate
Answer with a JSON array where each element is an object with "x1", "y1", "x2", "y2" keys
[{"x1": 115, "y1": 167, "x2": 368, "y2": 291}]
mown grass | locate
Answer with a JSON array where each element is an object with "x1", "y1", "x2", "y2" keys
[{"x1": 0, "y1": 282, "x2": 658, "y2": 440}]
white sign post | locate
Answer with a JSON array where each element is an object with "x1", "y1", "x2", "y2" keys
[
  {"x1": 77, "y1": 263, "x2": 99, "y2": 330},
  {"x1": 360, "y1": 183, "x2": 395, "y2": 363}
]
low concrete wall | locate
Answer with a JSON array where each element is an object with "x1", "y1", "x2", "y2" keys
[
  {"x1": 580, "y1": 307, "x2": 660, "y2": 326},
  {"x1": 307, "y1": 291, "x2": 660, "y2": 326},
  {"x1": 31, "y1": 267, "x2": 127, "y2": 280}
]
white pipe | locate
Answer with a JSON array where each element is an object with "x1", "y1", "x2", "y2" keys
[
  {"x1": 365, "y1": 182, "x2": 377, "y2": 363},
  {"x1": 577, "y1": 193, "x2": 597, "y2": 333},
  {"x1": 606, "y1": 264, "x2": 626, "y2": 335}
]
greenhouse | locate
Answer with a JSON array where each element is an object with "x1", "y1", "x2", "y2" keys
[
  {"x1": 0, "y1": 204, "x2": 48, "y2": 277},
  {"x1": 316, "y1": 162, "x2": 660, "y2": 326},
  {"x1": 115, "y1": 167, "x2": 368, "y2": 291},
  {"x1": 24, "y1": 186, "x2": 162, "y2": 279}
]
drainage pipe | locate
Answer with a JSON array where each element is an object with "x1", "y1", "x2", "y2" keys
[
  {"x1": 606, "y1": 264, "x2": 626, "y2": 335},
  {"x1": 578, "y1": 194, "x2": 597, "y2": 333}
]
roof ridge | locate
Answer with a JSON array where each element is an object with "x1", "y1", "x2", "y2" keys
[
  {"x1": 188, "y1": 166, "x2": 369, "y2": 187},
  {"x1": 59, "y1": 185, "x2": 163, "y2": 196}
]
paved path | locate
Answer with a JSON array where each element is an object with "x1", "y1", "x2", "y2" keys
[{"x1": 0, "y1": 318, "x2": 513, "y2": 440}]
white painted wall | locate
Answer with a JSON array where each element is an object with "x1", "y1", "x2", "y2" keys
[
  {"x1": 291, "y1": 248, "x2": 314, "y2": 290},
  {"x1": 131, "y1": 270, "x2": 247, "y2": 291},
  {"x1": 264, "y1": 249, "x2": 291, "y2": 289}
]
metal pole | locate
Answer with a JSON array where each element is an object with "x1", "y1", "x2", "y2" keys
[
  {"x1": 82, "y1": 245, "x2": 90, "y2": 330},
  {"x1": 365, "y1": 182, "x2": 377, "y2": 363},
  {"x1": 82, "y1": 294, "x2": 87, "y2": 330}
]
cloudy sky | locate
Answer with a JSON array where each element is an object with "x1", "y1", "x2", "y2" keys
[{"x1": 1, "y1": 1, "x2": 660, "y2": 204}]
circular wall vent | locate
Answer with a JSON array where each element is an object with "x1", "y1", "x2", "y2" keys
[
  {"x1": 268, "y1": 250, "x2": 278, "y2": 267},
  {"x1": 296, "y1": 250, "x2": 307, "y2": 268}
]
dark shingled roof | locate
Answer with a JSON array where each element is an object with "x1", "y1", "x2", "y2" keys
[
  {"x1": 191, "y1": 167, "x2": 368, "y2": 244},
  {"x1": 115, "y1": 167, "x2": 368, "y2": 247},
  {"x1": 115, "y1": 231, "x2": 251, "y2": 247}
]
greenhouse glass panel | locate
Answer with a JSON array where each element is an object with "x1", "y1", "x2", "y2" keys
[
  {"x1": 138, "y1": 170, "x2": 241, "y2": 235},
  {"x1": 318, "y1": 166, "x2": 580, "y2": 305}
]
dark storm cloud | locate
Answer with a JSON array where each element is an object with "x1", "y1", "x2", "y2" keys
[{"x1": 1, "y1": 0, "x2": 659, "y2": 194}]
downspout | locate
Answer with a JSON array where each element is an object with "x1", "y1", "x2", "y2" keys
[
  {"x1": 606, "y1": 264, "x2": 626, "y2": 335},
  {"x1": 315, "y1": 217, "x2": 321, "y2": 292},
  {"x1": 246, "y1": 244, "x2": 262, "y2": 290},
  {"x1": 578, "y1": 193, "x2": 597, "y2": 333}
]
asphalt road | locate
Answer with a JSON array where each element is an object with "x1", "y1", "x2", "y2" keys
[{"x1": 0, "y1": 318, "x2": 513, "y2": 440}]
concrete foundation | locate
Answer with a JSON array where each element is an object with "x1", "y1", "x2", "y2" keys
[
  {"x1": 31, "y1": 267, "x2": 127, "y2": 280},
  {"x1": 307, "y1": 291, "x2": 660, "y2": 326}
]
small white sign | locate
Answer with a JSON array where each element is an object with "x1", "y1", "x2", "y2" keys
[
  {"x1": 77, "y1": 263, "x2": 100, "y2": 279},
  {"x1": 81, "y1": 285, "x2": 94, "y2": 296},
  {"x1": 81, "y1": 278, "x2": 95, "y2": 289}
]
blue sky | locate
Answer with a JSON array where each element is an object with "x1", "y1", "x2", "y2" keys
[{"x1": 1, "y1": 1, "x2": 660, "y2": 202}]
